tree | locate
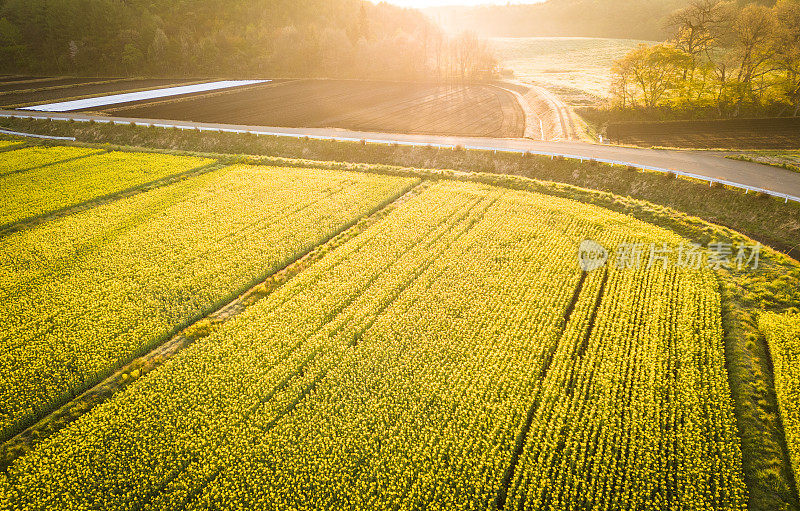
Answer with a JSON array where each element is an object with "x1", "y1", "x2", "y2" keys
[
  {"x1": 611, "y1": 44, "x2": 693, "y2": 109},
  {"x1": 773, "y1": 0, "x2": 800, "y2": 114},
  {"x1": 0, "y1": 0, "x2": 477, "y2": 81},
  {"x1": 722, "y1": 4, "x2": 780, "y2": 114},
  {"x1": 0, "y1": 17, "x2": 25, "y2": 72},
  {"x1": 449, "y1": 31, "x2": 496, "y2": 83},
  {"x1": 615, "y1": 0, "x2": 800, "y2": 118},
  {"x1": 665, "y1": 0, "x2": 728, "y2": 58},
  {"x1": 121, "y1": 43, "x2": 144, "y2": 74}
]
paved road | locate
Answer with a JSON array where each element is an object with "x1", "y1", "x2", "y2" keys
[{"x1": 2, "y1": 109, "x2": 799, "y2": 202}]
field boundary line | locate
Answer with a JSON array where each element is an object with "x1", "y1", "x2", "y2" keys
[
  {"x1": 0, "y1": 179, "x2": 426, "y2": 473},
  {"x1": 0, "y1": 160, "x2": 224, "y2": 239},
  {"x1": 758, "y1": 318, "x2": 800, "y2": 507},
  {"x1": 495, "y1": 270, "x2": 589, "y2": 510},
  {"x1": 0, "y1": 78, "x2": 131, "y2": 98},
  {"x1": 0, "y1": 140, "x2": 30, "y2": 152},
  {"x1": 2, "y1": 110, "x2": 797, "y2": 204}
]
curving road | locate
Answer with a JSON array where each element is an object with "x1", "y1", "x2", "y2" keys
[{"x1": 2, "y1": 109, "x2": 799, "y2": 203}]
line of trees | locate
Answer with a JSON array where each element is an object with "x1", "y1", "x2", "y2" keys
[
  {"x1": 611, "y1": 0, "x2": 800, "y2": 118},
  {"x1": 0, "y1": 0, "x2": 497, "y2": 82}
]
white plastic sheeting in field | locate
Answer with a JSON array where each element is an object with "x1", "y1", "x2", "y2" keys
[{"x1": 21, "y1": 80, "x2": 270, "y2": 112}]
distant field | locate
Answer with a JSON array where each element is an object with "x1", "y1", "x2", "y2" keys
[
  {"x1": 105, "y1": 79, "x2": 525, "y2": 138},
  {"x1": 490, "y1": 37, "x2": 651, "y2": 103}
]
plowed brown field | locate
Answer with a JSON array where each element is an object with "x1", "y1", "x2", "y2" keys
[{"x1": 104, "y1": 80, "x2": 525, "y2": 138}]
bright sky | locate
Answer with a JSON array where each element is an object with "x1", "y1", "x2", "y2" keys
[{"x1": 378, "y1": 0, "x2": 544, "y2": 8}]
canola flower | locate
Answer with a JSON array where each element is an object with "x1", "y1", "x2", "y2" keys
[
  {"x1": 0, "y1": 145, "x2": 102, "y2": 177},
  {"x1": 2, "y1": 182, "x2": 746, "y2": 510},
  {"x1": 0, "y1": 163, "x2": 414, "y2": 442},
  {"x1": 0, "y1": 149, "x2": 213, "y2": 225},
  {"x1": 0, "y1": 141, "x2": 24, "y2": 153},
  {"x1": 759, "y1": 312, "x2": 800, "y2": 482}
]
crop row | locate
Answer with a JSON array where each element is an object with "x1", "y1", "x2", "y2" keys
[
  {"x1": 759, "y1": 312, "x2": 800, "y2": 483},
  {"x1": 0, "y1": 182, "x2": 746, "y2": 510},
  {"x1": 0, "y1": 164, "x2": 414, "y2": 442},
  {"x1": 507, "y1": 267, "x2": 746, "y2": 510},
  {"x1": 0, "y1": 149, "x2": 214, "y2": 226}
]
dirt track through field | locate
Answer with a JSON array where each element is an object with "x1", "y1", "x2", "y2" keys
[{"x1": 500, "y1": 82, "x2": 579, "y2": 142}]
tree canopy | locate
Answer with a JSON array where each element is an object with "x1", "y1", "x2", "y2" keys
[{"x1": 610, "y1": 0, "x2": 800, "y2": 117}]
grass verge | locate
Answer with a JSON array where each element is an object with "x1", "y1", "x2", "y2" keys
[{"x1": 728, "y1": 153, "x2": 800, "y2": 175}]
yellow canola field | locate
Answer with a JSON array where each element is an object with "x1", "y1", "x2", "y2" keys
[
  {"x1": 1, "y1": 181, "x2": 746, "y2": 511},
  {"x1": 0, "y1": 163, "x2": 415, "y2": 442}
]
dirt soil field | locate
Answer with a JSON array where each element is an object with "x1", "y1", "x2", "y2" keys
[
  {"x1": 0, "y1": 76, "x2": 41, "y2": 85},
  {"x1": 0, "y1": 79, "x2": 200, "y2": 108},
  {"x1": 0, "y1": 78, "x2": 108, "y2": 94},
  {"x1": 607, "y1": 117, "x2": 800, "y2": 149},
  {"x1": 103, "y1": 80, "x2": 525, "y2": 138}
]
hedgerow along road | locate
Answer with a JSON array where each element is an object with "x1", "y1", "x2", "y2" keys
[{"x1": 1, "y1": 108, "x2": 799, "y2": 203}]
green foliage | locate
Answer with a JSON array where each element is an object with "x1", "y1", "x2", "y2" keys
[
  {"x1": 612, "y1": 43, "x2": 694, "y2": 108},
  {"x1": 0, "y1": 0, "x2": 492, "y2": 80},
  {"x1": 610, "y1": 0, "x2": 800, "y2": 118}
]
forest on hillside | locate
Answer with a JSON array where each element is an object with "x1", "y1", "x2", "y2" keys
[
  {"x1": 428, "y1": 0, "x2": 778, "y2": 40},
  {"x1": 0, "y1": 0, "x2": 494, "y2": 80}
]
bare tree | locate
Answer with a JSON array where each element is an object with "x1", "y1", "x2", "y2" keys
[
  {"x1": 774, "y1": 0, "x2": 800, "y2": 115},
  {"x1": 665, "y1": 0, "x2": 728, "y2": 58},
  {"x1": 728, "y1": 4, "x2": 780, "y2": 114}
]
